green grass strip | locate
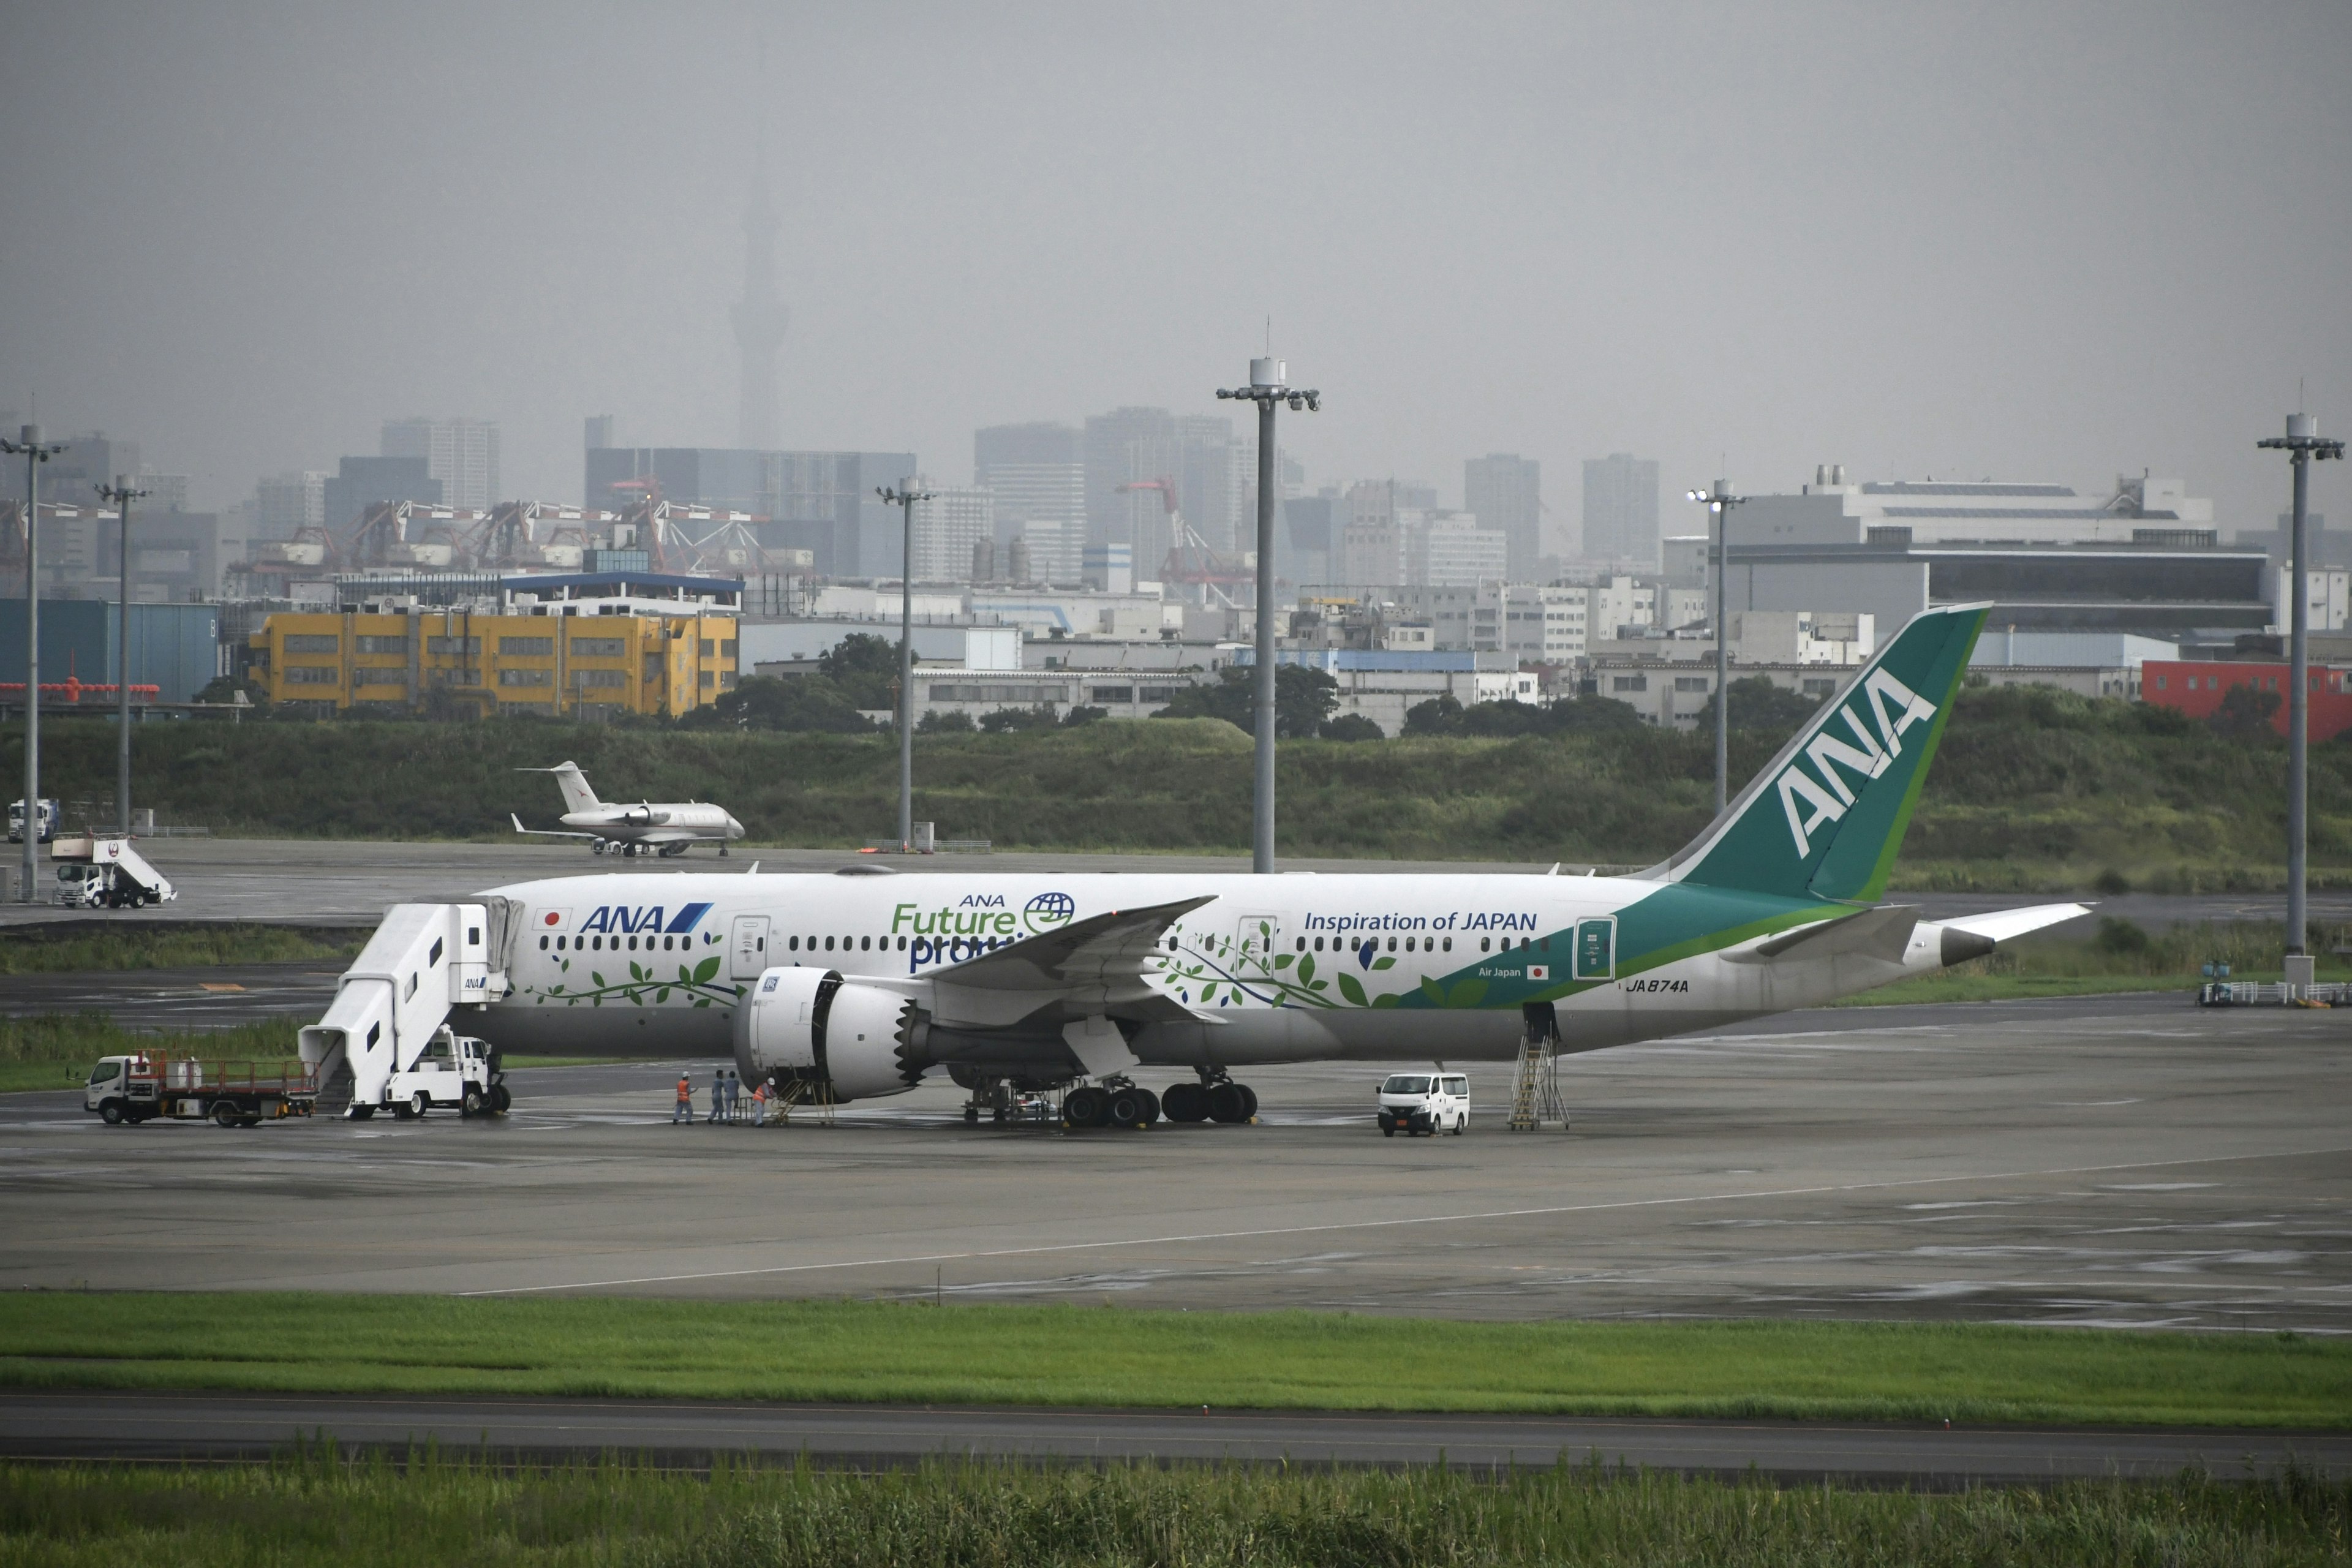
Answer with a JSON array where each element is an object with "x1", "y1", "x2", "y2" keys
[
  {"x1": 1, "y1": 1294, "x2": 2344, "y2": 1430},
  {"x1": 6, "y1": 1452, "x2": 2350, "y2": 1567}
]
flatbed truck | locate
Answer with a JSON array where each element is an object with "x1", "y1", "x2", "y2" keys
[{"x1": 84, "y1": 1053, "x2": 317, "y2": 1128}]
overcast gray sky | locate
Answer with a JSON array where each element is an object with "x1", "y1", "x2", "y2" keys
[{"x1": 1, "y1": 0, "x2": 2346, "y2": 543}]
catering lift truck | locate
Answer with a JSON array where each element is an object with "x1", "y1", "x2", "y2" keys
[
  {"x1": 84, "y1": 1053, "x2": 317, "y2": 1128},
  {"x1": 50, "y1": 833, "x2": 176, "y2": 908}
]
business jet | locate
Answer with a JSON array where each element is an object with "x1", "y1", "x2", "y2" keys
[
  {"x1": 311, "y1": 605, "x2": 2082, "y2": 1127},
  {"x1": 509, "y1": 760, "x2": 745, "y2": 858}
]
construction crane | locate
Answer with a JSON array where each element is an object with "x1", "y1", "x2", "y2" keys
[{"x1": 1117, "y1": 478, "x2": 1254, "y2": 609}]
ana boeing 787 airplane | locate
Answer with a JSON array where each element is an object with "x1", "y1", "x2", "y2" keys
[{"x1": 305, "y1": 603, "x2": 2082, "y2": 1126}]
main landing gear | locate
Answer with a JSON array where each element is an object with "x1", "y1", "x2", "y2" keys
[
  {"x1": 1065, "y1": 1068, "x2": 1256, "y2": 1128},
  {"x1": 1161, "y1": 1069, "x2": 1256, "y2": 1125}
]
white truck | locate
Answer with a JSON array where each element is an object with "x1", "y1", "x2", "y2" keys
[
  {"x1": 50, "y1": 834, "x2": 175, "y2": 908},
  {"x1": 1377, "y1": 1071, "x2": 1470, "y2": 1137},
  {"x1": 344, "y1": 1024, "x2": 510, "y2": 1121},
  {"x1": 9, "y1": 798, "x2": 59, "y2": 844},
  {"x1": 85, "y1": 1052, "x2": 317, "y2": 1128}
]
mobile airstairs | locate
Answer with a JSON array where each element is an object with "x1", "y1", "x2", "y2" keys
[{"x1": 300, "y1": 902, "x2": 518, "y2": 1119}]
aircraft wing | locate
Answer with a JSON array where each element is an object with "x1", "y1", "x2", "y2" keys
[
  {"x1": 916, "y1": 895, "x2": 1218, "y2": 1028},
  {"x1": 511, "y1": 813, "x2": 602, "y2": 841}
]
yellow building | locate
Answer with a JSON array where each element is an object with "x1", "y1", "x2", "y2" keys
[{"x1": 252, "y1": 608, "x2": 739, "y2": 719}]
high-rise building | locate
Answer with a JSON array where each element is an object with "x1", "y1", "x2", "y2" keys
[
  {"x1": 1174, "y1": 413, "x2": 1243, "y2": 557},
  {"x1": 323, "y1": 455, "x2": 441, "y2": 531},
  {"x1": 908, "y1": 480, "x2": 993, "y2": 583},
  {"x1": 1, "y1": 432, "x2": 136, "y2": 511},
  {"x1": 1412, "y1": 513, "x2": 1509, "y2": 587},
  {"x1": 1464, "y1": 453, "x2": 1541, "y2": 580},
  {"x1": 1085, "y1": 406, "x2": 1178, "y2": 562},
  {"x1": 382, "y1": 418, "x2": 499, "y2": 510},
  {"x1": 254, "y1": 472, "x2": 326, "y2": 541},
  {"x1": 1582, "y1": 453, "x2": 1660, "y2": 565},
  {"x1": 975, "y1": 423, "x2": 1085, "y2": 584},
  {"x1": 583, "y1": 415, "x2": 617, "y2": 456}
]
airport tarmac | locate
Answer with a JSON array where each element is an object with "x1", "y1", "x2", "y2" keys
[
  {"x1": 0, "y1": 834, "x2": 2334, "y2": 935},
  {"x1": 4, "y1": 992, "x2": 2345, "y2": 1332}
]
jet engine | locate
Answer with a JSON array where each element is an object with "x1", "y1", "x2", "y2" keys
[
  {"x1": 733, "y1": 967, "x2": 923, "y2": 1102},
  {"x1": 620, "y1": 806, "x2": 671, "y2": 826}
]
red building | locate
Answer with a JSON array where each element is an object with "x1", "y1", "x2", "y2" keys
[{"x1": 2141, "y1": 660, "x2": 2352, "y2": 741}]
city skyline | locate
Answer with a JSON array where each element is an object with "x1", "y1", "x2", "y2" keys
[{"x1": 0, "y1": 2, "x2": 2343, "y2": 538}]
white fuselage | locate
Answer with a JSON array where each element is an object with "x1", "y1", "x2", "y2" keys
[
  {"x1": 560, "y1": 802, "x2": 744, "y2": 848},
  {"x1": 470, "y1": 868, "x2": 1950, "y2": 1076}
]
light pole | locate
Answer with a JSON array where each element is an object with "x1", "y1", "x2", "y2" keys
[
  {"x1": 876, "y1": 482, "x2": 935, "y2": 853},
  {"x1": 2256, "y1": 414, "x2": 2344, "y2": 966},
  {"x1": 1217, "y1": 360, "x2": 1319, "y2": 875},
  {"x1": 3, "y1": 424, "x2": 66, "y2": 902},
  {"x1": 1685, "y1": 479, "x2": 1749, "y2": 815},
  {"x1": 96, "y1": 477, "x2": 150, "y2": 837}
]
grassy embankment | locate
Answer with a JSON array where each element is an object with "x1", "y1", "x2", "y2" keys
[
  {"x1": 6, "y1": 684, "x2": 2347, "y2": 888},
  {"x1": 2, "y1": 1294, "x2": 2346, "y2": 1430},
  {"x1": 1841, "y1": 917, "x2": 2352, "y2": 1006},
  {"x1": 0, "y1": 923, "x2": 363, "y2": 974},
  {"x1": 0, "y1": 1013, "x2": 606, "y2": 1094},
  {"x1": 6, "y1": 1453, "x2": 2346, "y2": 1568}
]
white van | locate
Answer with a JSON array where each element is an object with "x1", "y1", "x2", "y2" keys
[{"x1": 1378, "y1": 1072, "x2": 1468, "y2": 1137}]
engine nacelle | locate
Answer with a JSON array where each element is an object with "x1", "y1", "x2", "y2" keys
[
  {"x1": 622, "y1": 806, "x2": 669, "y2": 826},
  {"x1": 733, "y1": 967, "x2": 921, "y2": 1102}
]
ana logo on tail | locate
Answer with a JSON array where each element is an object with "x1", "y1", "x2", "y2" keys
[{"x1": 1776, "y1": 668, "x2": 1940, "y2": 857}]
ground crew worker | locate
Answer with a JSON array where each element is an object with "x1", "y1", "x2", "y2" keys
[
  {"x1": 708, "y1": 1070, "x2": 725, "y2": 1123},
  {"x1": 673, "y1": 1074, "x2": 692, "y2": 1124},
  {"x1": 752, "y1": 1078, "x2": 770, "y2": 1126},
  {"x1": 725, "y1": 1069, "x2": 742, "y2": 1123}
]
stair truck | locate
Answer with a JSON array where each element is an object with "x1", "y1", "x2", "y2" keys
[
  {"x1": 50, "y1": 833, "x2": 176, "y2": 908},
  {"x1": 84, "y1": 1052, "x2": 316, "y2": 1128},
  {"x1": 300, "y1": 902, "x2": 517, "y2": 1120}
]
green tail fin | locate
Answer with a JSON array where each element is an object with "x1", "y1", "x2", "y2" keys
[{"x1": 1653, "y1": 603, "x2": 1989, "y2": 902}]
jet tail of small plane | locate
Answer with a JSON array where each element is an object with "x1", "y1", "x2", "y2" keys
[
  {"x1": 1648, "y1": 603, "x2": 1991, "y2": 903},
  {"x1": 545, "y1": 761, "x2": 600, "y2": 816}
]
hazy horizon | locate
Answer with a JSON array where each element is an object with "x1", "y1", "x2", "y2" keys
[{"x1": 1, "y1": 0, "x2": 2346, "y2": 545}]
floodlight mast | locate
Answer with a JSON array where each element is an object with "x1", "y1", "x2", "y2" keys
[
  {"x1": 96, "y1": 477, "x2": 151, "y2": 838},
  {"x1": 2, "y1": 424, "x2": 67, "y2": 902},
  {"x1": 1217, "y1": 360, "x2": 1321, "y2": 874},
  {"x1": 1685, "y1": 479, "x2": 1749, "y2": 815},
  {"x1": 2256, "y1": 413, "x2": 2345, "y2": 965},
  {"x1": 877, "y1": 483, "x2": 936, "y2": 853}
]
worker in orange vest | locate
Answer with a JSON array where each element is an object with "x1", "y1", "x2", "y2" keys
[{"x1": 673, "y1": 1073, "x2": 693, "y2": 1125}]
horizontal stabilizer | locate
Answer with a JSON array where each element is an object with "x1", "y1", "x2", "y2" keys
[
  {"x1": 1730, "y1": 904, "x2": 1919, "y2": 965},
  {"x1": 1943, "y1": 903, "x2": 2090, "y2": 943}
]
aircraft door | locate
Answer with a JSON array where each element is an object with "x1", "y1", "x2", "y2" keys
[
  {"x1": 730, "y1": 915, "x2": 770, "y2": 980},
  {"x1": 1574, "y1": 918, "x2": 1616, "y2": 982},
  {"x1": 1231, "y1": 912, "x2": 1284, "y2": 974}
]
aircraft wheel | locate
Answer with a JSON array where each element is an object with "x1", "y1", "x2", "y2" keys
[
  {"x1": 1133, "y1": 1088, "x2": 1161, "y2": 1125},
  {"x1": 1106, "y1": 1087, "x2": 1145, "y2": 1128},
  {"x1": 491, "y1": 1084, "x2": 512, "y2": 1114},
  {"x1": 1207, "y1": 1083, "x2": 1248, "y2": 1124},
  {"x1": 99, "y1": 1101, "x2": 124, "y2": 1126},
  {"x1": 963, "y1": 1105, "x2": 980, "y2": 1125},
  {"x1": 1235, "y1": 1084, "x2": 1259, "y2": 1120},
  {"x1": 1064, "y1": 1086, "x2": 1107, "y2": 1128}
]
